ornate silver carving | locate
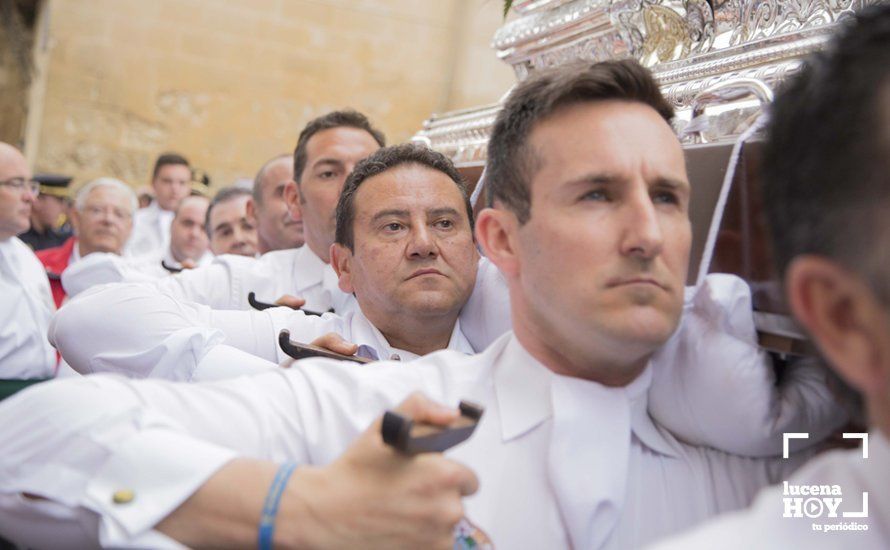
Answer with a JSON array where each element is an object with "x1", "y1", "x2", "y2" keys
[{"x1": 415, "y1": 0, "x2": 885, "y2": 161}]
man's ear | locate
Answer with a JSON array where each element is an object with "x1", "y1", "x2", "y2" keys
[
  {"x1": 786, "y1": 255, "x2": 890, "y2": 395},
  {"x1": 245, "y1": 197, "x2": 257, "y2": 220},
  {"x1": 475, "y1": 207, "x2": 521, "y2": 279},
  {"x1": 283, "y1": 181, "x2": 303, "y2": 220},
  {"x1": 69, "y1": 209, "x2": 82, "y2": 237},
  {"x1": 330, "y1": 243, "x2": 355, "y2": 293}
]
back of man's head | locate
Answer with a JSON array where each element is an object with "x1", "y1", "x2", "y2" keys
[
  {"x1": 293, "y1": 110, "x2": 386, "y2": 184},
  {"x1": 764, "y1": 5, "x2": 890, "y2": 301},
  {"x1": 486, "y1": 59, "x2": 675, "y2": 224}
]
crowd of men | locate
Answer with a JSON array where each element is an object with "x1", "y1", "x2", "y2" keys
[{"x1": 0, "y1": 5, "x2": 888, "y2": 549}]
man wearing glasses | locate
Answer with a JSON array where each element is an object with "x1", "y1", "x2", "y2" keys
[
  {"x1": 0, "y1": 142, "x2": 56, "y2": 379},
  {"x1": 36, "y1": 177, "x2": 137, "y2": 308}
]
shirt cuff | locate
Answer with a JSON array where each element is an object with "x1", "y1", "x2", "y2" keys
[{"x1": 84, "y1": 428, "x2": 237, "y2": 547}]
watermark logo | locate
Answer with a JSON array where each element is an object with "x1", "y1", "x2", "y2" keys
[{"x1": 781, "y1": 432, "x2": 869, "y2": 533}]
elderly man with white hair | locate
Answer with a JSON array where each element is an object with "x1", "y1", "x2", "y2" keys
[{"x1": 36, "y1": 177, "x2": 136, "y2": 308}]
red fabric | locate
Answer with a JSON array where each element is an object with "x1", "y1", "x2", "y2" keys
[{"x1": 36, "y1": 237, "x2": 76, "y2": 309}]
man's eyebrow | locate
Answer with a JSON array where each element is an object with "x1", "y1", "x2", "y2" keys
[
  {"x1": 212, "y1": 222, "x2": 232, "y2": 233},
  {"x1": 371, "y1": 209, "x2": 410, "y2": 223},
  {"x1": 310, "y1": 158, "x2": 344, "y2": 170},
  {"x1": 566, "y1": 172, "x2": 622, "y2": 185},
  {"x1": 652, "y1": 177, "x2": 691, "y2": 193},
  {"x1": 427, "y1": 207, "x2": 462, "y2": 218}
]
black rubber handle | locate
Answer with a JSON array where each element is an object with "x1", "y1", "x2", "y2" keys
[
  {"x1": 278, "y1": 329, "x2": 372, "y2": 364},
  {"x1": 381, "y1": 400, "x2": 484, "y2": 454},
  {"x1": 248, "y1": 292, "x2": 329, "y2": 316}
]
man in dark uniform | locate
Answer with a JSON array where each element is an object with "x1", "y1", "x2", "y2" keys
[{"x1": 18, "y1": 173, "x2": 73, "y2": 251}]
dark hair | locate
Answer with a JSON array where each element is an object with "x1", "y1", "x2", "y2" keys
[
  {"x1": 763, "y1": 5, "x2": 890, "y2": 301},
  {"x1": 252, "y1": 153, "x2": 291, "y2": 205},
  {"x1": 152, "y1": 153, "x2": 190, "y2": 180},
  {"x1": 334, "y1": 143, "x2": 473, "y2": 251},
  {"x1": 293, "y1": 110, "x2": 386, "y2": 183},
  {"x1": 486, "y1": 59, "x2": 674, "y2": 224},
  {"x1": 205, "y1": 186, "x2": 251, "y2": 236}
]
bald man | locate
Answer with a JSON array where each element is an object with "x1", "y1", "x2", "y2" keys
[
  {"x1": 247, "y1": 154, "x2": 304, "y2": 253},
  {"x1": 0, "y1": 142, "x2": 56, "y2": 379}
]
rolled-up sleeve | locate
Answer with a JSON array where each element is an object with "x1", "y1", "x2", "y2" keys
[
  {"x1": 0, "y1": 374, "x2": 296, "y2": 547},
  {"x1": 50, "y1": 283, "x2": 284, "y2": 380}
]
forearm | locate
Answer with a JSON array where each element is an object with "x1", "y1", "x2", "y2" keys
[{"x1": 157, "y1": 459, "x2": 309, "y2": 550}]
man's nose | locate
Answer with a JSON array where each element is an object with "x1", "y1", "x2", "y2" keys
[
  {"x1": 619, "y1": 193, "x2": 664, "y2": 260},
  {"x1": 407, "y1": 224, "x2": 438, "y2": 259}
]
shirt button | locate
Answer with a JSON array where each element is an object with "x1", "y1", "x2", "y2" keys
[{"x1": 112, "y1": 489, "x2": 135, "y2": 504}]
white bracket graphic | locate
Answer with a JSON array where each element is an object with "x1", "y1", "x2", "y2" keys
[
  {"x1": 843, "y1": 492, "x2": 869, "y2": 518},
  {"x1": 842, "y1": 433, "x2": 869, "y2": 458},
  {"x1": 783, "y1": 432, "x2": 809, "y2": 459}
]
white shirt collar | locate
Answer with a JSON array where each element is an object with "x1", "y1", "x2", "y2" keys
[
  {"x1": 348, "y1": 309, "x2": 474, "y2": 361},
  {"x1": 493, "y1": 334, "x2": 680, "y2": 458},
  {"x1": 291, "y1": 245, "x2": 328, "y2": 292}
]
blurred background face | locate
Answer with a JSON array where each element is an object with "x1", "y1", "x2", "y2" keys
[
  {"x1": 170, "y1": 196, "x2": 209, "y2": 262},
  {"x1": 71, "y1": 185, "x2": 134, "y2": 256},
  {"x1": 254, "y1": 157, "x2": 303, "y2": 252},
  {"x1": 292, "y1": 127, "x2": 381, "y2": 261},
  {"x1": 32, "y1": 195, "x2": 67, "y2": 230},
  {"x1": 0, "y1": 144, "x2": 34, "y2": 240},
  {"x1": 152, "y1": 163, "x2": 192, "y2": 211},
  {"x1": 208, "y1": 195, "x2": 257, "y2": 256}
]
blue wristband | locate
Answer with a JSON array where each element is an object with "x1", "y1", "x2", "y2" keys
[{"x1": 258, "y1": 462, "x2": 298, "y2": 550}]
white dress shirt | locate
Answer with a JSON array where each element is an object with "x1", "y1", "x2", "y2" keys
[
  {"x1": 126, "y1": 202, "x2": 174, "y2": 258},
  {"x1": 50, "y1": 269, "x2": 845, "y2": 456},
  {"x1": 649, "y1": 430, "x2": 889, "y2": 549},
  {"x1": 128, "y1": 248, "x2": 214, "y2": 279},
  {"x1": 62, "y1": 245, "x2": 350, "y2": 313},
  {"x1": 49, "y1": 282, "x2": 474, "y2": 381},
  {"x1": 0, "y1": 237, "x2": 56, "y2": 378},
  {"x1": 0, "y1": 333, "x2": 814, "y2": 549}
]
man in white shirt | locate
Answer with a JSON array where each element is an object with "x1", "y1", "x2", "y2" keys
[
  {"x1": 130, "y1": 195, "x2": 213, "y2": 277},
  {"x1": 36, "y1": 177, "x2": 136, "y2": 308},
  {"x1": 0, "y1": 60, "x2": 837, "y2": 549},
  {"x1": 247, "y1": 153, "x2": 304, "y2": 253},
  {"x1": 206, "y1": 187, "x2": 258, "y2": 257},
  {"x1": 0, "y1": 142, "x2": 55, "y2": 379},
  {"x1": 65, "y1": 111, "x2": 386, "y2": 313},
  {"x1": 50, "y1": 144, "x2": 481, "y2": 377},
  {"x1": 651, "y1": 7, "x2": 890, "y2": 548},
  {"x1": 126, "y1": 153, "x2": 191, "y2": 257}
]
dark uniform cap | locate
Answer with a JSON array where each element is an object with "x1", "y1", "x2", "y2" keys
[
  {"x1": 34, "y1": 173, "x2": 73, "y2": 198},
  {"x1": 190, "y1": 168, "x2": 211, "y2": 197}
]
